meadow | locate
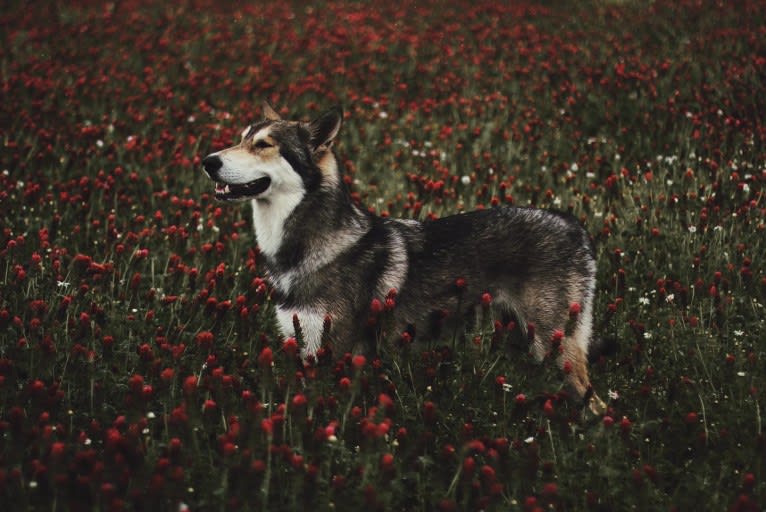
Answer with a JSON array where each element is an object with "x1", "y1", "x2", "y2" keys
[{"x1": 1, "y1": 0, "x2": 764, "y2": 510}]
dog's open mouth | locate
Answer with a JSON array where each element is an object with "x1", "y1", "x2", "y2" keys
[{"x1": 214, "y1": 177, "x2": 272, "y2": 201}]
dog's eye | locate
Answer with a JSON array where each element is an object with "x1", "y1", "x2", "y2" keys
[{"x1": 253, "y1": 140, "x2": 273, "y2": 149}]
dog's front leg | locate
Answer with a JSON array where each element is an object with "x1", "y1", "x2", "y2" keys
[{"x1": 275, "y1": 306, "x2": 327, "y2": 361}]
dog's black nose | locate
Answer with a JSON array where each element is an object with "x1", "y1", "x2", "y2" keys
[{"x1": 202, "y1": 154, "x2": 223, "y2": 178}]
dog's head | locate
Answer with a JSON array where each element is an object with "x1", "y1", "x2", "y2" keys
[{"x1": 201, "y1": 103, "x2": 343, "y2": 202}]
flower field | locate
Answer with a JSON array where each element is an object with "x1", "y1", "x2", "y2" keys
[{"x1": 1, "y1": 0, "x2": 765, "y2": 510}]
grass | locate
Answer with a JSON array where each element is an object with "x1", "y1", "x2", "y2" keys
[{"x1": 0, "y1": 0, "x2": 764, "y2": 510}]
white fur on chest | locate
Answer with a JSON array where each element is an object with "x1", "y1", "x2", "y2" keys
[
  {"x1": 246, "y1": 154, "x2": 307, "y2": 259},
  {"x1": 251, "y1": 193, "x2": 303, "y2": 258},
  {"x1": 275, "y1": 305, "x2": 327, "y2": 358}
]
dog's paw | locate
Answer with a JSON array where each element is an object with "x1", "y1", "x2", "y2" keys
[{"x1": 587, "y1": 393, "x2": 607, "y2": 417}]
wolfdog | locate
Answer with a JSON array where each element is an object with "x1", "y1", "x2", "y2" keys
[{"x1": 202, "y1": 103, "x2": 606, "y2": 414}]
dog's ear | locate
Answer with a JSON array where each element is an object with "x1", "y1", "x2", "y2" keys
[
  {"x1": 262, "y1": 101, "x2": 282, "y2": 121},
  {"x1": 308, "y1": 106, "x2": 343, "y2": 152}
]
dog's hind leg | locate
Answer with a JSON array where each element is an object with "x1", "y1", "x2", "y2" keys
[
  {"x1": 514, "y1": 276, "x2": 606, "y2": 416},
  {"x1": 525, "y1": 300, "x2": 606, "y2": 416},
  {"x1": 561, "y1": 295, "x2": 607, "y2": 416},
  {"x1": 560, "y1": 342, "x2": 605, "y2": 416}
]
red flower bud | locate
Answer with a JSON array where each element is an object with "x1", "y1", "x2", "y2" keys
[
  {"x1": 462, "y1": 456, "x2": 476, "y2": 476},
  {"x1": 370, "y1": 298, "x2": 383, "y2": 314},
  {"x1": 569, "y1": 302, "x2": 581, "y2": 316},
  {"x1": 352, "y1": 354, "x2": 366, "y2": 370},
  {"x1": 380, "y1": 453, "x2": 394, "y2": 471},
  {"x1": 282, "y1": 337, "x2": 298, "y2": 357},
  {"x1": 258, "y1": 347, "x2": 273, "y2": 367}
]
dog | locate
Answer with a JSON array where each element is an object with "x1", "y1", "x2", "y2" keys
[{"x1": 201, "y1": 103, "x2": 606, "y2": 414}]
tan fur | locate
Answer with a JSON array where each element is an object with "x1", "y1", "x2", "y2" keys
[{"x1": 262, "y1": 102, "x2": 282, "y2": 121}]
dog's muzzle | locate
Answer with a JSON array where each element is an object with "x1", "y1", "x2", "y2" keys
[{"x1": 201, "y1": 153, "x2": 272, "y2": 201}]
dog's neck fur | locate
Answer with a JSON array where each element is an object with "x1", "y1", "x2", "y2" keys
[
  {"x1": 251, "y1": 153, "x2": 372, "y2": 295},
  {"x1": 250, "y1": 191, "x2": 304, "y2": 261}
]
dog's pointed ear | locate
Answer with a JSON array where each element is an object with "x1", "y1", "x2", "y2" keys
[
  {"x1": 262, "y1": 101, "x2": 282, "y2": 121},
  {"x1": 308, "y1": 106, "x2": 343, "y2": 152}
]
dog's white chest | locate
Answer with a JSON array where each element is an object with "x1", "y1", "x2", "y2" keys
[
  {"x1": 250, "y1": 185, "x2": 305, "y2": 259},
  {"x1": 275, "y1": 305, "x2": 326, "y2": 358}
]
